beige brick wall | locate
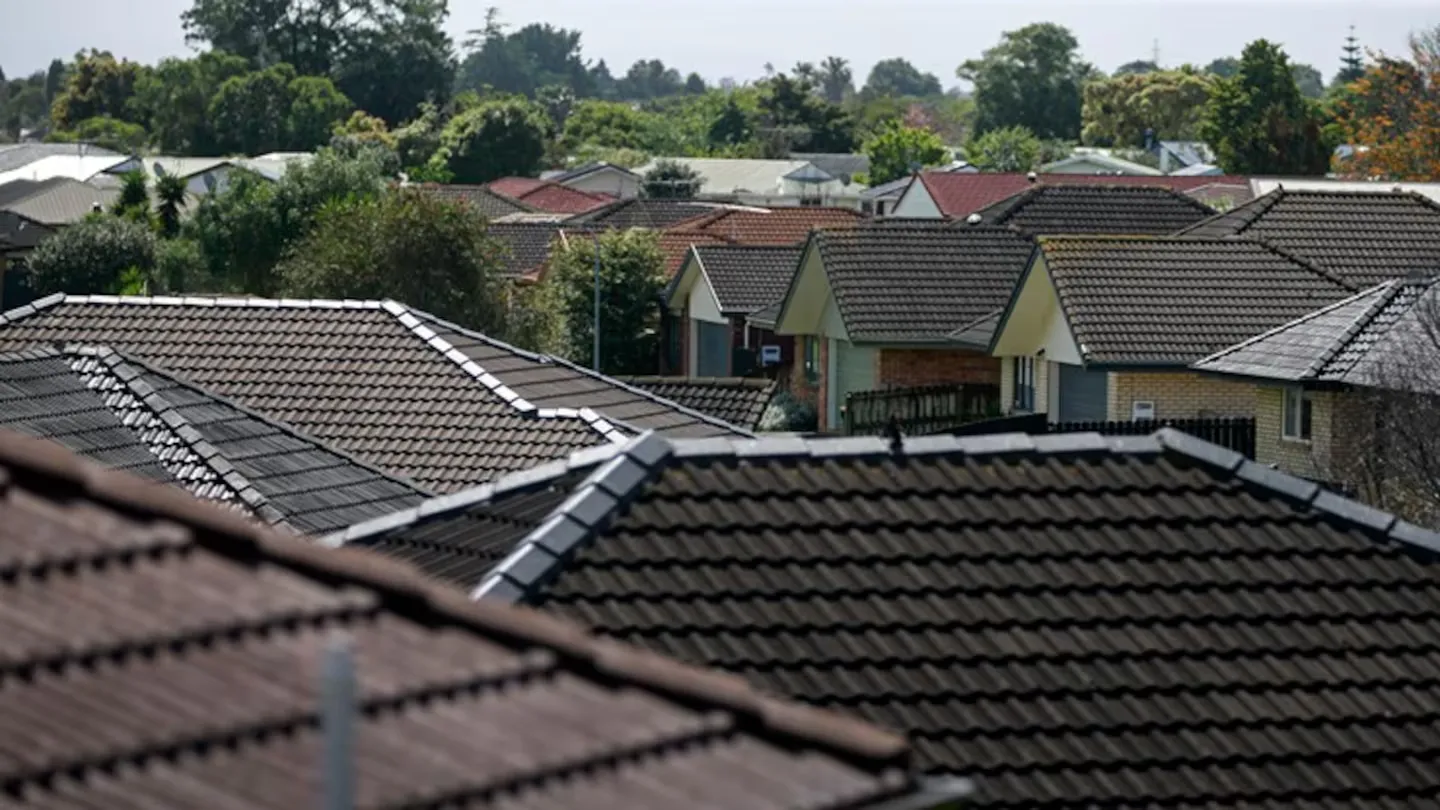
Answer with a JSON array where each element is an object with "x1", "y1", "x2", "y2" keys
[
  {"x1": 878, "y1": 348, "x2": 1000, "y2": 388},
  {"x1": 999, "y1": 357, "x2": 1051, "y2": 414},
  {"x1": 1254, "y1": 386, "x2": 1337, "y2": 480},
  {"x1": 1107, "y1": 372, "x2": 1258, "y2": 421}
]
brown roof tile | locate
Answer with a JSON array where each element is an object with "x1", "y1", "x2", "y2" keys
[
  {"x1": 674, "y1": 206, "x2": 867, "y2": 244},
  {"x1": 0, "y1": 428, "x2": 937, "y2": 810},
  {"x1": 342, "y1": 429, "x2": 1440, "y2": 808},
  {"x1": 567, "y1": 198, "x2": 732, "y2": 229},
  {"x1": 412, "y1": 183, "x2": 537, "y2": 220},
  {"x1": 488, "y1": 178, "x2": 614, "y2": 214},
  {"x1": 1036, "y1": 236, "x2": 1359, "y2": 365}
]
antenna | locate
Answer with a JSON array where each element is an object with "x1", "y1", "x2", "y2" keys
[
  {"x1": 321, "y1": 633, "x2": 356, "y2": 810},
  {"x1": 1152, "y1": 39, "x2": 1161, "y2": 67}
]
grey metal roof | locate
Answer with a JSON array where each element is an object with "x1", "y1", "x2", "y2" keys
[
  {"x1": 4, "y1": 177, "x2": 118, "y2": 225},
  {"x1": 0, "y1": 143, "x2": 121, "y2": 174}
]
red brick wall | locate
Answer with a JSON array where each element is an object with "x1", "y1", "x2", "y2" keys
[{"x1": 878, "y1": 348, "x2": 1000, "y2": 387}]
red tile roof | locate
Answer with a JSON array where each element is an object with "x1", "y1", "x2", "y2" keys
[
  {"x1": 486, "y1": 177, "x2": 615, "y2": 214},
  {"x1": 912, "y1": 172, "x2": 1252, "y2": 218},
  {"x1": 672, "y1": 206, "x2": 866, "y2": 244}
]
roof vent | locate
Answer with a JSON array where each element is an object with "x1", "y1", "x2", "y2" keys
[
  {"x1": 1393, "y1": 185, "x2": 1404, "y2": 193},
  {"x1": 91, "y1": 201, "x2": 102, "y2": 212},
  {"x1": 965, "y1": 213, "x2": 982, "y2": 225},
  {"x1": 1026, "y1": 171, "x2": 1038, "y2": 183}
]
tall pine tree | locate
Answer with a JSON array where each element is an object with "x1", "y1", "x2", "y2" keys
[{"x1": 1337, "y1": 26, "x2": 1365, "y2": 85}]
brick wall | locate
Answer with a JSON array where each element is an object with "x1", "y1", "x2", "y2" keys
[
  {"x1": 1107, "y1": 372, "x2": 1257, "y2": 421},
  {"x1": 1254, "y1": 386, "x2": 1336, "y2": 480},
  {"x1": 788, "y1": 336, "x2": 821, "y2": 410},
  {"x1": 878, "y1": 348, "x2": 1000, "y2": 388}
]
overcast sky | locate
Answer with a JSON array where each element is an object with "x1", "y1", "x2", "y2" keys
[{"x1": 2, "y1": 0, "x2": 1435, "y2": 87}]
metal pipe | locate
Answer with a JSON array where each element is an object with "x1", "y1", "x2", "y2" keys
[
  {"x1": 592, "y1": 232, "x2": 602, "y2": 372},
  {"x1": 321, "y1": 632, "x2": 356, "y2": 810}
]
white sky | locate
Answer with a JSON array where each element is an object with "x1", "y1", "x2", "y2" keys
[{"x1": 1, "y1": 0, "x2": 1435, "y2": 87}]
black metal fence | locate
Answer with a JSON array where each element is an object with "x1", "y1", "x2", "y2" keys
[
  {"x1": 843, "y1": 383, "x2": 1001, "y2": 436},
  {"x1": 949, "y1": 414, "x2": 1258, "y2": 459}
]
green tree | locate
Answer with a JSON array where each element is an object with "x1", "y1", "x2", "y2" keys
[
  {"x1": 707, "y1": 97, "x2": 753, "y2": 148},
  {"x1": 1205, "y1": 57, "x2": 1240, "y2": 79},
  {"x1": 1114, "y1": 60, "x2": 1159, "y2": 76},
  {"x1": 50, "y1": 50, "x2": 146, "y2": 130},
  {"x1": 1337, "y1": 26, "x2": 1365, "y2": 85},
  {"x1": 48, "y1": 116, "x2": 149, "y2": 153},
  {"x1": 432, "y1": 96, "x2": 549, "y2": 183},
  {"x1": 864, "y1": 120, "x2": 950, "y2": 184},
  {"x1": 332, "y1": 11, "x2": 454, "y2": 124},
  {"x1": 130, "y1": 51, "x2": 249, "y2": 154},
  {"x1": 617, "y1": 59, "x2": 684, "y2": 100},
  {"x1": 757, "y1": 72, "x2": 855, "y2": 154},
  {"x1": 959, "y1": 23, "x2": 1094, "y2": 140},
  {"x1": 964, "y1": 125, "x2": 1043, "y2": 171},
  {"x1": 286, "y1": 74, "x2": 354, "y2": 149},
  {"x1": 1291, "y1": 63, "x2": 1325, "y2": 99},
  {"x1": 2, "y1": 71, "x2": 49, "y2": 137},
  {"x1": 642, "y1": 159, "x2": 702, "y2": 198},
  {"x1": 1200, "y1": 39, "x2": 1332, "y2": 175},
  {"x1": 684, "y1": 73, "x2": 707, "y2": 94},
  {"x1": 1081, "y1": 67, "x2": 1215, "y2": 146},
  {"x1": 393, "y1": 100, "x2": 445, "y2": 169},
  {"x1": 863, "y1": 58, "x2": 943, "y2": 98},
  {"x1": 544, "y1": 228, "x2": 665, "y2": 374},
  {"x1": 819, "y1": 56, "x2": 854, "y2": 103},
  {"x1": 562, "y1": 99, "x2": 651, "y2": 150},
  {"x1": 154, "y1": 172, "x2": 189, "y2": 237},
  {"x1": 278, "y1": 187, "x2": 510, "y2": 333},
  {"x1": 110, "y1": 171, "x2": 151, "y2": 223},
  {"x1": 44, "y1": 59, "x2": 69, "y2": 104},
  {"x1": 28, "y1": 215, "x2": 156, "y2": 296},
  {"x1": 209, "y1": 64, "x2": 297, "y2": 154},
  {"x1": 457, "y1": 11, "x2": 594, "y2": 98},
  {"x1": 154, "y1": 237, "x2": 213, "y2": 293}
]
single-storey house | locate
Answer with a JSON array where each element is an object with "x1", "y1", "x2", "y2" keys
[
  {"x1": 632, "y1": 157, "x2": 867, "y2": 208},
  {"x1": 890, "y1": 171, "x2": 1252, "y2": 219},
  {"x1": 666, "y1": 243, "x2": 803, "y2": 377},
  {"x1": 541, "y1": 161, "x2": 642, "y2": 198}
]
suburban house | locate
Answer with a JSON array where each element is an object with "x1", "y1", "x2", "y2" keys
[
  {"x1": 540, "y1": 160, "x2": 641, "y2": 198},
  {"x1": 0, "y1": 151, "x2": 138, "y2": 186},
  {"x1": 989, "y1": 236, "x2": 1357, "y2": 422},
  {"x1": 632, "y1": 157, "x2": 867, "y2": 207},
  {"x1": 0, "y1": 294, "x2": 753, "y2": 492},
  {"x1": 1193, "y1": 275, "x2": 1440, "y2": 499},
  {"x1": 565, "y1": 197, "x2": 735, "y2": 229},
  {"x1": 414, "y1": 182, "x2": 539, "y2": 219},
  {"x1": 0, "y1": 177, "x2": 124, "y2": 308},
  {"x1": 889, "y1": 171, "x2": 1252, "y2": 218},
  {"x1": 0, "y1": 344, "x2": 427, "y2": 533},
  {"x1": 485, "y1": 176, "x2": 614, "y2": 214},
  {"x1": 0, "y1": 142, "x2": 122, "y2": 174},
  {"x1": 98, "y1": 155, "x2": 238, "y2": 196},
  {"x1": 1250, "y1": 177, "x2": 1440, "y2": 205},
  {"x1": 1178, "y1": 187, "x2": 1440, "y2": 287},
  {"x1": 792, "y1": 152, "x2": 871, "y2": 185},
  {"x1": 0, "y1": 430, "x2": 955, "y2": 810},
  {"x1": 773, "y1": 221, "x2": 1036, "y2": 431},
  {"x1": 671, "y1": 204, "x2": 864, "y2": 243},
  {"x1": 327, "y1": 427, "x2": 1440, "y2": 809},
  {"x1": 667, "y1": 243, "x2": 803, "y2": 376}
]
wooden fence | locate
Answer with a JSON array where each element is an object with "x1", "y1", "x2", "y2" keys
[
  {"x1": 843, "y1": 383, "x2": 1001, "y2": 436},
  {"x1": 948, "y1": 414, "x2": 1258, "y2": 459}
]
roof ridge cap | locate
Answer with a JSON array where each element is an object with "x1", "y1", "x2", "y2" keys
[
  {"x1": 1253, "y1": 239, "x2": 1360, "y2": 293},
  {"x1": 1309, "y1": 279, "x2": 1418, "y2": 378},
  {"x1": 64, "y1": 346, "x2": 287, "y2": 527},
  {"x1": 1194, "y1": 283, "x2": 1396, "y2": 369}
]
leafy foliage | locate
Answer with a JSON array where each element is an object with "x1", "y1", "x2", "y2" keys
[
  {"x1": 1200, "y1": 40, "x2": 1332, "y2": 175},
  {"x1": 49, "y1": 50, "x2": 145, "y2": 130},
  {"x1": 129, "y1": 51, "x2": 249, "y2": 153},
  {"x1": 1082, "y1": 67, "x2": 1214, "y2": 146},
  {"x1": 1333, "y1": 30, "x2": 1440, "y2": 181},
  {"x1": 642, "y1": 160, "x2": 702, "y2": 198},
  {"x1": 457, "y1": 12, "x2": 595, "y2": 98},
  {"x1": 818, "y1": 57, "x2": 854, "y2": 104},
  {"x1": 543, "y1": 228, "x2": 666, "y2": 375},
  {"x1": 154, "y1": 172, "x2": 190, "y2": 237},
  {"x1": 964, "y1": 125, "x2": 1043, "y2": 171},
  {"x1": 959, "y1": 23, "x2": 1094, "y2": 140},
  {"x1": 432, "y1": 96, "x2": 549, "y2": 183},
  {"x1": 1114, "y1": 60, "x2": 1158, "y2": 76},
  {"x1": 1291, "y1": 63, "x2": 1325, "y2": 99},
  {"x1": 278, "y1": 187, "x2": 511, "y2": 333},
  {"x1": 208, "y1": 63, "x2": 353, "y2": 154},
  {"x1": 110, "y1": 171, "x2": 151, "y2": 223},
  {"x1": 617, "y1": 59, "x2": 685, "y2": 101},
  {"x1": 27, "y1": 215, "x2": 156, "y2": 296},
  {"x1": 756, "y1": 73, "x2": 856, "y2": 154},
  {"x1": 48, "y1": 116, "x2": 149, "y2": 153},
  {"x1": 154, "y1": 237, "x2": 213, "y2": 293},
  {"x1": 863, "y1": 120, "x2": 950, "y2": 184},
  {"x1": 862, "y1": 58, "x2": 943, "y2": 98}
]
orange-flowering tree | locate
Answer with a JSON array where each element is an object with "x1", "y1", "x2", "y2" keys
[{"x1": 1333, "y1": 28, "x2": 1440, "y2": 180}]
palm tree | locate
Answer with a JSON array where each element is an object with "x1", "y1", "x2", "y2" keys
[
  {"x1": 819, "y1": 56, "x2": 854, "y2": 104},
  {"x1": 155, "y1": 172, "x2": 188, "y2": 238}
]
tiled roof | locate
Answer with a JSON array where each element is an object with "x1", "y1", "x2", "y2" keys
[
  {"x1": 566, "y1": 198, "x2": 729, "y2": 229},
  {"x1": 1037, "y1": 236, "x2": 1358, "y2": 365},
  {"x1": 487, "y1": 222, "x2": 565, "y2": 276},
  {"x1": 690, "y1": 243, "x2": 804, "y2": 313},
  {"x1": 747, "y1": 300, "x2": 782, "y2": 329},
  {"x1": 4, "y1": 176, "x2": 117, "y2": 225},
  {"x1": 973, "y1": 184, "x2": 1216, "y2": 236},
  {"x1": 1195, "y1": 276, "x2": 1440, "y2": 389},
  {"x1": 1175, "y1": 188, "x2": 1440, "y2": 287},
  {"x1": 618, "y1": 376, "x2": 779, "y2": 430},
  {"x1": 0, "y1": 429, "x2": 942, "y2": 810},
  {"x1": 412, "y1": 183, "x2": 536, "y2": 219},
  {"x1": 0, "y1": 345, "x2": 428, "y2": 533},
  {"x1": 914, "y1": 172, "x2": 1252, "y2": 218},
  {"x1": 487, "y1": 177, "x2": 614, "y2": 214},
  {"x1": 674, "y1": 206, "x2": 867, "y2": 244},
  {"x1": 602, "y1": 229, "x2": 732, "y2": 278},
  {"x1": 355, "y1": 428, "x2": 1440, "y2": 808},
  {"x1": 0, "y1": 296, "x2": 627, "y2": 492},
  {"x1": 802, "y1": 222, "x2": 1037, "y2": 343}
]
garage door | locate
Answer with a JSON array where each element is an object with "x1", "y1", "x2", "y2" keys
[
  {"x1": 1056, "y1": 364, "x2": 1108, "y2": 422},
  {"x1": 695, "y1": 321, "x2": 730, "y2": 377}
]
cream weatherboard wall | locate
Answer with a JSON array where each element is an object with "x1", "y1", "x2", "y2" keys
[
  {"x1": 685, "y1": 269, "x2": 728, "y2": 377},
  {"x1": 888, "y1": 181, "x2": 944, "y2": 218}
]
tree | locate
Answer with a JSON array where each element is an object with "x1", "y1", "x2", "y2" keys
[
  {"x1": 154, "y1": 237, "x2": 213, "y2": 293},
  {"x1": 642, "y1": 159, "x2": 702, "y2": 198},
  {"x1": 959, "y1": 23, "x2": 1094, "y2": 140},
  {"x1": 130, "y1": 51, "x2": 249, "y2": 154},
  {"x1": 756, "y1": 72, "x2": 856, "y2": 154},
  {"x1": 333, "y1": 13, "x2": 454, "y2": 125},
  {"x1": 818, "y1": 56, "x2": 854, "y2": 103},
  {"x1": 154, "y1": 173, "x2": 189, "y2": 237},
  {"x1": 208, "y1": 64, "x2": 296, "y2": 154},
  {"x1": 457, "y1": 12, "x2": 594, "y2": 98},
  {"x1": 1081, "y1": 67, "x2": 1215, "y2": 146},
  {"x1": 44, "y1": 59, "x2": 69, "y2": 104},
  {"x1": 563, "y1": 99, "x2": 650, "y2": 150},
  {"x1": 28, "y1": 215, "x2": 156, "y2": 296},
  {"x1": 110, "y1": 171, "x2": 151, "y2": 223},
  {"x1": 1, "y1": 71, "x2": 49, "y2": 137},
  {"x1": 50, "y1": 50, "x2": 146, "y2": 130},
  {"x1": 544, "y1": 228, "x2": 665, "y2": 375},
  {"x1": 48, "y1": 116, "x2": 149, "y2": 153},
  {"x1": 1291, "y1": 63, "x2": 1325, "y2": 99},
  {"x1": 1114, "y1": 60, "x2": 1158, "y2": 76},
  {"x1": 278, "y1": 188, "x2": 510, "y2": 333},
  {"x1": 964, "y1": 125, "x2": 1042, "y2": 171},
  {"x1": 432, "y1": 96, "x2": 548, "y2": 183},
  {"x1": 1332, "y1": 31, "x2": 1440, "y2": 181},
  {"x1": 617, "y1": 59, "x2": 684, "y2": 100},
  {"x1": 864, "y1": 58, "x2": 943, "y2": 98},
  {"x1": 1337, "y1": 26, "x2": 1365, "y2": 85},
  {"x1": 1205, "y1": 57, "x2": 1240, "y2": 79},
  {"x1": 1200, "y1": 39, "x2": 1332, "y2": 175},
  {"x1": 287, "y1": 75, "x2": 354, "y2": 149},
  {"x1": 864, "y1": 120, "x2": 949, "y2": 184},
  {"x1": 707, "y1": 97, "x2": 753, "y2": 149},
  {"x1": 684, "y1": 73, "x2": 707, "y2": 94}
]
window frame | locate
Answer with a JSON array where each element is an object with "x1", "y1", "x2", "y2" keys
[
  {"x1": 1012, "y1": 356, "x2": 1036, "y2": 412},
  {"x1": 1281, "y1": 386, "x2": 1314, "y2": 442},
  {"x1": 803, "y1": 336, "x2": 820, "y2": 383}
]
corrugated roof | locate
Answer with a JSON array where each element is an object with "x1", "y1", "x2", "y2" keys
[
  {"x1": 3, "y1": 177, "x2": 118, "y2": 225},
  {"x1": 0, "y1": 142, "x2": 122, "y2": 174}
]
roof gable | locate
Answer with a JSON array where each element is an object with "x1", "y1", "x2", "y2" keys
[
  {"x1": 1039, "y1": 236, "x2": 1359, "y2": 365},
  {"x1": 689, "y1": 243, "x2": 804, "y2": 313},
  {"x1": 0, "y1": 428, "x2": 936, "y2": 810},
  {"x1": 975, "y1": 184, "x2": 1216, "y2": 236}
]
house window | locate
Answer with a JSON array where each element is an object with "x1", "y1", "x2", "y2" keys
[
  {"x1": 1012, "y1": 357, "x2": 1036, "y2": 412},
  {"x1": 803, "y1": 336, "x2": 820, "y2": 383},
  {"x1": 1282, "y1": 387, "x2": 1313, "y2": 441}
]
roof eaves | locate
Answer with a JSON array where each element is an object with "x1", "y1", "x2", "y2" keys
[{"x1": 474, "y1": 431, "x2": 677, "y2": 603}]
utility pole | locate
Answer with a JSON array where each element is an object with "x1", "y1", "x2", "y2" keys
[
  {"x1": 592, "y1": 232, "x2": 602, "y2": 372},
  {"x1": 1152, "y1": 39, "x2": 1161, "y2": 68}
]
